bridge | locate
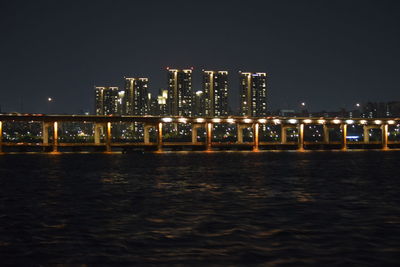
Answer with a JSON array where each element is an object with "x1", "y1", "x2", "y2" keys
[{"x1": 0, "y1": 114, "x2": 399, "y2": 152}]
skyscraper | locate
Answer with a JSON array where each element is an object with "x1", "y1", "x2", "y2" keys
[
  {"x1": 94, "y1": 86, "x2": 121, "y2": 115},
  {"x1": 239, "y1": 72, "x2": 267, "y2": 117},
  {"x1": 157, "y1": 89, "x2": 168, "y2": 116},
  {"x1": 123, "y1": 77, "x2": 149, "y2": 115},
  {"x1": 202, "y1": 70, "x2": 229, "y2": 117},
  {"x1": 167, "y1": 68, "x2": 192, "y2": 116},
  {"x1": 193, "y1": 90, "x2": 205, "y2": 116}
]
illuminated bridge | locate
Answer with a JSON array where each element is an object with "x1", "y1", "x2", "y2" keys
[{"x1": 0, "y1": 114, "x2": 399, "y2": 152}]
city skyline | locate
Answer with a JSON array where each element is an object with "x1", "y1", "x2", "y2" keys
[{"x1": 1, "y1": 1, "x2": 400, "y2": 114}]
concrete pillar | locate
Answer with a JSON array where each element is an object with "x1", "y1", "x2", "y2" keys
[
  {"x1": 42, "y1": 122, "x2": 50, "y2": 144},
  {"x1": 253, "y1": 123, "x2": 259, "y2": 151},
  {"x1": 281, "y1": 126, "x2": 287, "y2": 144},
  {"x1": 94, "y1": 123, "x2": 103, "y2": 144},
  {"x1": 363, "y1": 126, "x2": 370, "y2": 143},
  {"x1": 0, "y1": 121, "x2": 3, "y2": 153},
  {"x1": 341, "y1": 123, "x2": 347, "y2": 150},
  {"x1": 191, "y1": 124, "x2": 201, "y2": 143},
  {"x1": 237, "y1": 124, "x2": 244, "y2": 143},
  {"x1": 323, "y1": 124, "x2": 330, "y2": 143},
  {"x1": 144, "y1": 124, "x2": 152, "y2": 144},
  {"x1": 206, "y1": 122, "x2": 212, "y2": 150},
  {"x1": 157, "y1": 122, "x2": 163, "y2": 151},
  {"x1": 106, "y1": 122, "x2": 111, "y2": 152},
  {"x1": 52, "y1": 122, "x2": 58, "y2": 152},
  {"x1": 298, "y1": 123, "x2": 304, "y2": 150},
  {"x1": 382, "y1": 124, "x2": 388, "y2": 149}
]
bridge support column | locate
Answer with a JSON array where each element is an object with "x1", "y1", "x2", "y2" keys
[
  {"x1": 281, "y1": 126, "x2": 287, "y2": 144},
  {"x1": 253, "y1": 123, "x2": 259, "y2": 151},
  {"x1": 206, "y1": 122, "x2": 212, "y2": 150},
  {"x1": 298, "y1": 123, "x2": 304, "y2": 150},
  {"x1": 363, "y1": 126, "x2": 370, "y2": 143},
  {"x1": 94, "y1": 123, "x2": 104, "y2": 144},
  {"x1": 106, "y1": 122, "x2": 111, "y2": 152},
  {"x1": 323, "y1": 124, "x2": 330, "y2": 144},
  {"x1": 52, "y1": 122, "x2": 58, "y2": 152},
  {"x1": 0, "y1": 121, "x2": 3, "y2": 153},
  {"x1": 42, "y1": 122, "x2": 51, "y2": 145},
  {"x1": 191, "y1": 124, "x2": 201, "y2": 143},
  {"x1": 144, "y1": 124, "x2": 153, "y2": 144},
  {"x1": 157, "y1": 122, "x2": 163, "y2": 151},
  {"x1": 341, "y1": 123, "x2": 347, "y2": 150},
  {"x1": 237, "y1": 124, "x2": 245, "y2": 143},
  {"x1": 382, "y1": 124, "x2": 388, "y2": 149}
]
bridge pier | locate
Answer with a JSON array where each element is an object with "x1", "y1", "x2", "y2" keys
[
  {"x1": 281, "y1": 126, "x2": 288, "y2": 144},
  {"x1": 106, "y1": 122, "x2": 111, "y2": 152},
  {"x1": 323, "y1": 124, "x2": 330, "y2": 143},
  {"x1": 298, "y1": 123, "x2": 304, "y2": 150},
  {"x1": 144, "y1": 124, "x2": 153, "y2": 144},
  {"x1": 191, "y1": 124, "x2": 202, "y2": 143},
  {"x1": 157, "y1": 122, "x2": 163, "y2": 151},
  {"x1": 382, "y1": 124, "x2": 388, "y2": 149},
  {"x1": 94, "y1": 123, "x2": 105, "y2": 144},
  {"x1": 363, "y1": 126, "x2": 370, "y2": 143},
  {"x1": 253, "y1": 123, "x2": 259, "y2": 151},
  {"x1": 206, "y1": 122, "x2": 212, "y2": 150},
  {"x1": 0, "y1": 121, "x2": 3, "y2": 153},
  {"x1": 53, "y1": 122, "x2": 58, "y2": 152},
  {"x1": 340, "y1": 123, "x2": 347, "y2": 150}
]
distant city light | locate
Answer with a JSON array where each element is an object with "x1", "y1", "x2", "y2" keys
[
  {"x1": 178, "y1": 118, "x2": 187, "y2": 123},
  {"x1": 196, "y1": 118, "x2": 205, "y2": 123},
  {"x1": 374, "y1": 120, "x2": 382, "y2": 125},
  {"x1": 258, "y1": 119, "x2": 267, "y2": 123},
  {"x1": 243, "y1": 118, "x2": 252, "y2": 123},
  {"x1": 273, "y1": 119, "x2": 281, "y2": 124},
  {"x1": 288, "y1": 119, "x2": 297, "y2": 124},
  {"x1": 359, "y1": 120, "x2": 367, "y2": 124},
  {"x1": 345, "y1": 120, "x2": 354, "y2": 124},
  {"x1": 303, "y1": 119, "x2": 312, "y2": 124},
  {"x1": 387, "y1": 120, "x2": 395, "y2": 125},
  {"x1": 48, "y1": 97, "x2": 52, "y2": 102},
  {"x1": 226, "y1": 118, "x2": 235, "y2": 124},
  {"x1": 332, "y1": 119, "x2": 341, "y2": 124},
  {"x1": 212, "y1": 118, "x2": 221, "y2": 123},
  {"x1": 317, "y1": 119, "x2": 325, "y2": 124}
]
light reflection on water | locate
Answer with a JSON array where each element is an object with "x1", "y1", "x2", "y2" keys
[{"x1": 0, "y1": 151, "x2": 399, "y2": 265}]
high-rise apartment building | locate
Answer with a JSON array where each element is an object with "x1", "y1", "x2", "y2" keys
[
  {"x1": 239, "y1": 72, "x2": 267, "y2": 117},
  {"x1": 202, "y1": 70, "x2": 228, "y2": 117},
  {"x1": 94, "y1": 86, "x2": 121, "y2": 115},
  {"x1": 193, "y1": 90, "x2": 205, "y2": 116},
  {"x1": 123, "y1": 77, "x2": 149, "y2": 115},
  {"x1": 157, "y1": 89, "x2": 169, "y2": 116},
  {"x1": 167, "y1": 68, "x2": 192, "y2": 116}
]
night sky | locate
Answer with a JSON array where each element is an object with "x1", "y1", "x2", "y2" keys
[{"x1": 1, "y1": 0, "x2": 400, "y2": 114}]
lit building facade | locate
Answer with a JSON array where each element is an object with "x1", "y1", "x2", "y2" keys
[
  {"x1": 239, "y1": 72, "x2": 267, "y2": 117},
  {"x1": 157, "y1": 89, "x2": 168, "y2": 116},
  {"x1": 123, "y1": 77, "x2": 149, "y2": 115},
  {"x1": 94, "y1": 86, "x2": 121, "y2": 115},
  {"x1": 193, "y1": 90, "x2": 205, "y2": 116},
  {"x1": 202, "y1": 70, "x2": 228, "y2": 117},
  {"x1": 167, "y1": 68, "x2": 192, "y2": 116}
]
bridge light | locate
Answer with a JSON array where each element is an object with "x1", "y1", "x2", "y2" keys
[
  {"x1": 212, "y1": 118, "x2": 221, "y2": 123},
  {"x1": 303, "y1": 119, "x2": 312, "y2": 124},
  {"x1": 387, "y1": 120, "x2": 395, "y2": 125},
  {"x1": 226, "y1": 118, "x2": 235, "y2": 124},
  {"x1": 162, "y1": 117, "x2": 173, "y2": 123},
  {"x1": 345, "y1": 120, "x2": 354, "y2": 124},
  {"x1": 374, "y1": 120, "x2": 382, "y2": 125},
  {"x1": 332, "y1": 119, "x2": 341, "y2": 124},
  {"x1": 196, "y1": 118, "x2": 205, "y2": 123},
  {"x1": 288, "y1": 119, "x2": 297, "y2": 124},
  {"x1": 243, "y1": 118, "x2": 252, "y2": 123},
  {"x1": 178, "y1": 118, "x2": 187, "y2": 123},
  {"x1": 273, "y1": 119, "x2": 281, "y2": 124},
  {"x1": 317, "y1": 119, "x2": 325, "y2": 124},
  {"x1": 258, "y1": 119, "x2": 267, "y2": 123},
  {"x1": 359, "y1": 120, "x2": 367, "y2": 124}
]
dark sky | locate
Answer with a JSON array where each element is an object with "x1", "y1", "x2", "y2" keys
[{"x1": 1, "y1": 0, "x2": 400, "y2": 114}]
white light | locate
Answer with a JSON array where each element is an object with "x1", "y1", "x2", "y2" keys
[
  {"x1": 48, "y1": 97, "x2": 52, "y2": 102},
  {"x1": 273, "y1": 119, "x2": 281, "y2": 124},
  {"x1": 243, "y1": 118, "x2": 252, "y2": 123},
  {"x1": 288, "y1": 119, "x2": 297, "y2": 124},
  {"x1": 332, "y1": 119, "x2": 341, "y2": 124},
  {"x1": 196, "y1": 118, "x2": 205, "y2": 123},
  {"x1": 303, "y1": 119, "x2": 312, "y2": 124},
  {"x1": 317, "y1": 119, "x2": 325, "y2": 124},
  {"x1": 387, "y1": 120, "x2": 395, "y2": 125},
  {"x1": 226, "y1": 118, "x2": 235, "y2": 124},
  {"x1": 345, "y1": 120, "x2": 354, "y2": 124},
  {"x1": 178, "y1": 118, "x2": 187, "y2": 123},
  {"x1": 212, "y1": 118, "x2": 221, "y2": 123},
  {"x1": 258, "y1": 119, "x2": 267, "y2": 123},
  {"x1": 162, "y1": 117, "x2": 173, "y2": 123},
  {"x1": 359, "y1": 120, "x2": 367, "y2": 124},
  {"x1": 374, "y1": 120, "x2": 382, "y2": 125}
]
